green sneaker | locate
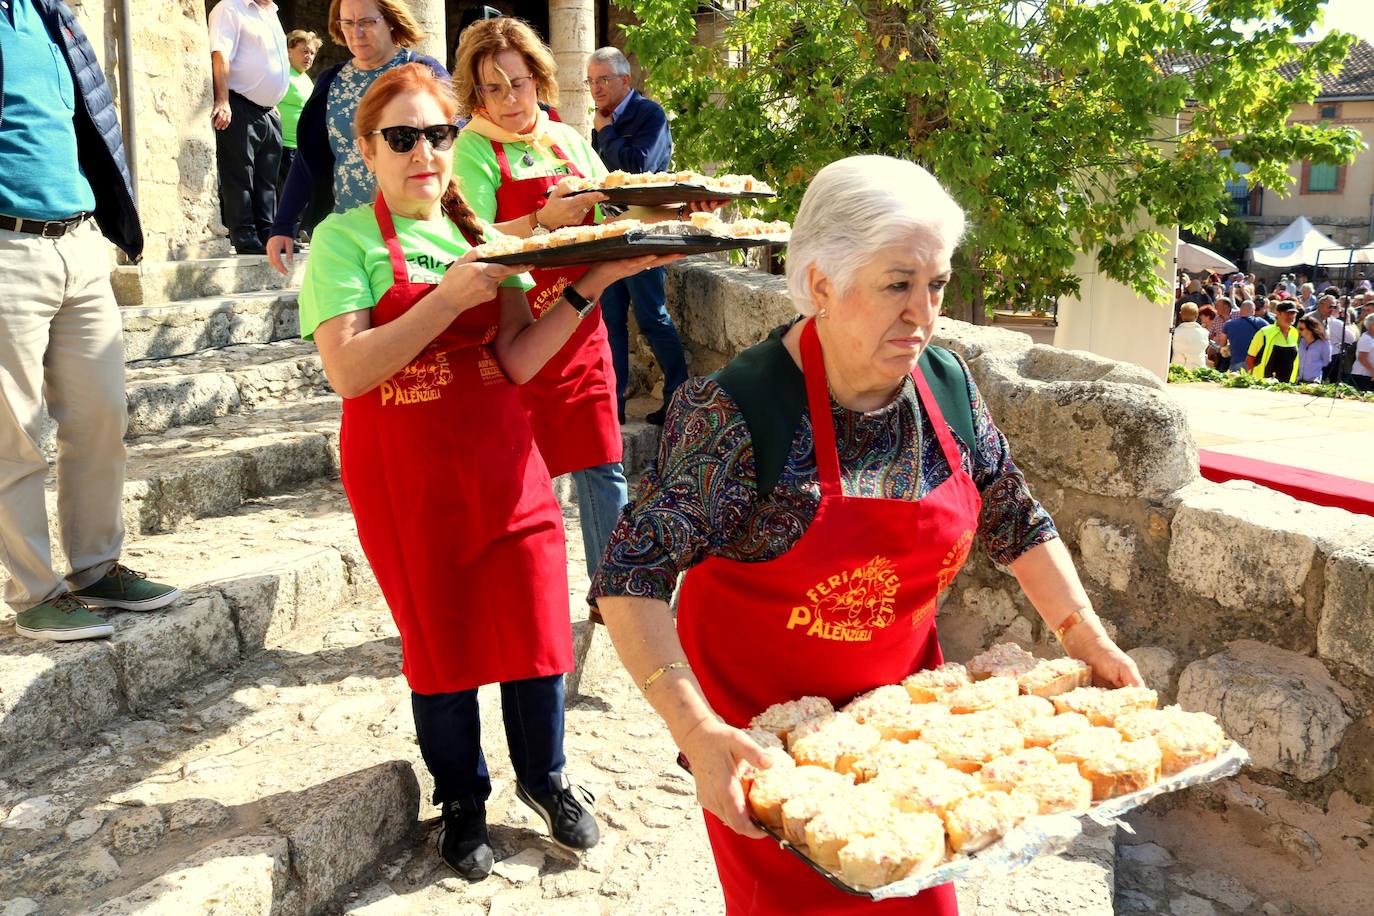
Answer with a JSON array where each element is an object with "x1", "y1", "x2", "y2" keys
[
  {"x1": 15, "y1": 594, "x2": 114, "y2": 642},
  {"x1": 72, "y1": 563, "x2": 182, "y2": 612}
]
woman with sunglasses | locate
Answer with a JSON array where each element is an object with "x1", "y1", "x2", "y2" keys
[
  {"x1": 266, "y1": 0, "x2": 446, "y2": 274},
  {"x1": 1296, "y1": 314, "x2": 1331, "y2": 382},
  {"x1": 297, "y1": 64, "x2": 679, "y2": 880}
]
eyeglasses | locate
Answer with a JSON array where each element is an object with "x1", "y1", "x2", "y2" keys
[
  {"x1": 369, "y1": 124, "x2": 459, "y2": 153},
  {"x1": 476, "y1": 75, "x2": 536, "y2": 98},
  {"x1": 584, "y1": 75, "x2": 623, "y2": 88},
  {"x1": 337, "y1": 16, "x2": 384, "y2": 33}
]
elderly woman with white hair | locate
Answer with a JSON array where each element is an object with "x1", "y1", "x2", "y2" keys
[{"x1": 591, "y1": 155, "x2": 1141, "y2": 914}]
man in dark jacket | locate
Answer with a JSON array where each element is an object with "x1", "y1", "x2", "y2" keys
[
  {"x1": 0, "y1": 0, "x2": 180, "y2": 642},
  {"x1": 587, "y1": 46, "x2": 688, "y2": 426}
]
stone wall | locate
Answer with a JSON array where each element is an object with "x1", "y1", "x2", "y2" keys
[{"x1": 656, "y1": 258, "x2": 1374, "y2": 813}]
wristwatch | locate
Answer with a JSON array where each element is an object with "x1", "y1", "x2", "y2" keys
[{"x1": 563, "y1": 284, "x2": 596, "y2": 319}]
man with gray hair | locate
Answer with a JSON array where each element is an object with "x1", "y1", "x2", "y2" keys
[
  {"x1": 586, "y1": 46, "x2": 685, "y2": 425},
  {"x1": 1221, "y1": 299, "x2": 1266, "y2": 372}
]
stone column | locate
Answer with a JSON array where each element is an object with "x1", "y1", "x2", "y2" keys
[
  {"x1": 548, "y1": 0, "x2": 594, "y2": 138},
  {"x1": 73, "y1": 0, "x2": 227, "y2": 262},
  {"x1": 406, "y1": 0, "x2": 448, "y2": 70}
]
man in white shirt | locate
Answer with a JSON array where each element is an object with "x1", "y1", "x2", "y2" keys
[
  {"x1": 208, "y1": 0, "x2": 289, "y2": 255},
  {"x1": 1354, "y1": 315, "x2": 1374, "y2": 393},
  {"x1": 1320, "y1": 296, "x2": 1357, "y2": 383}
]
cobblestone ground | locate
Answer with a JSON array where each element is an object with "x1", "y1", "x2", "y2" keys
[
  {"x1": 0, "y1": 493, "x2": 1310, "y2": 916},
  {"x1": 1113, "y1": 831, "x2": 1299, "y2": 916}
]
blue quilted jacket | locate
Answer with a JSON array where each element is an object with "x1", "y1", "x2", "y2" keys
[{"x1": 0, "y1": 0, "x2": 142, "y2": 259}]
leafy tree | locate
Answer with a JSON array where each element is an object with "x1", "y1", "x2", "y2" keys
[
  {"x1": 1180, "y1": 205, "x2": 1252, "y2": 268},
  {"x1": 619, "y1": 0, "x2": 1362, "y2": 319}
]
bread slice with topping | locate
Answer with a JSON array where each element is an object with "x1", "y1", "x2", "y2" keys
[
  {"x1": 942, "y1": 789, "x2": 1038, "y2": 853},
  {"x1": 1018, "y1": 657, "x2": 1093, "y2": 698},
  {"x1": 902, "y1": 663, "x2": 971, "y2": 703}
]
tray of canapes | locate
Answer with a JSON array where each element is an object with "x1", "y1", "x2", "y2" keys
[
  {"x1": 469, "y1": 215, "x2": 790, "y2": 269},
  {"x1": 743, "y1": 643, "x2": 1249, "y2": 900},
  {"x1": 562, "y1": 170, "x2": 776, "y2": 206}
]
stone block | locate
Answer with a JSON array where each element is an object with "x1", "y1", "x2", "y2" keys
[
  {"x1": 1078, "y1": 519, "x2": 1137, "y2": 592},
  {"x1": 1128, "y1": 646, "x2": 1178, "y2": 696},
  {"x1": 110, "y1": 806, "x2": 166, "y2": 855},
  {"x1": 665, "y1": 260, "x2": 793, "y2": 359},
  {"x1": 111, "y1": 255, "x2": 306, "y2": 307},
  {"x1": 932, "y1": 316, "x2": 1035, "y2": 363},
  {"x1": 1168, "y1": 481, "x2": 1371, "y2": 616},
  {"x1": 1316, "y1": 537, "x2": 1374, "y2": 678},
  {"x1": 126, "y1": 372, "x2": 242, "y2": 437},
  {"x1": 266, "y1": 761, "x2": 420, "y2": 916},
  {"x1": 1176, "y1": 640, "x2": 1354, "y2": 781},
  {"x1": 109, "y1": 593, "x2": 241, "y2": 711},
  {"x1": 119, "y1": 293, "x2": 301, "y2": 363},
  {"x1": 89, "y1": 835, "x2": 288, "y2": 916},
  {"x1": 964, "y1": 349, "x2": 1197, "y2": 501},
  {"x1": 0, "y1": 641, "x2": 121, "y2": 771},
  {"x1": 218, "y1": 547, "x2": 350, "y2": 652}
]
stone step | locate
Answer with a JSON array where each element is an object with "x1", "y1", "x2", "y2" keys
[
  {"x1": 111, "y1": 254, "x2": 307, "y2": 307},
  {"x1": 116, "y1": 397, "x2": 341, "y2": 536},
  {"x1": 11, "y1": 401, "x2": 660, "y2": 604},
  {"x1": 0, "y1": 484, "x2": 372, "y2": 775},
  {"x1": 120, "y1": 290, "x2": 302, "y2": 363},
  {"x1": 124, "y1": 340, "x2": 330, "y2": 438},
  {"x1": 0, "y1": 583, "x2": 697, "y2": 914}
]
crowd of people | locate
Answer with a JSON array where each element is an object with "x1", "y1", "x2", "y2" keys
[
  {"x1": 1173, "y1": 269, "x2": 1374, "y2": 391},
  {"x1": 0, "y1": 1, "x2": 1311, "y2": 913}
]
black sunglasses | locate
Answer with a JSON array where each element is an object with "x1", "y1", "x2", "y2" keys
[{"x1": 369, "y1": 124, "x2": 459, "y2": 153}]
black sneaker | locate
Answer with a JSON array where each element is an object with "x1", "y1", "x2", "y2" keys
[
  {"x1": 437, "y1": 800, "x2": 493, "y2": 880},
  {"x1": 645, "y1": 407, "x2": 667, "y2": 426},
  {"x1": 516, "y1": 774, "x2": 599, "y2": 851}
]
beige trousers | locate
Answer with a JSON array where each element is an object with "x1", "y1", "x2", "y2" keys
[{"x1": 0, "y1": 221, "x2": 127, "y2": 610}]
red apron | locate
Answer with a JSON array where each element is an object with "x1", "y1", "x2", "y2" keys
[
  {"x1": 338, "y1": 196, "x2": 573, "y2": 695},
  {"x1": 490, "y1": 139, "x2": 622, "y2": 478},
  {"x1": 675, "y1": 320, "x2": 981, "y2": 915}
]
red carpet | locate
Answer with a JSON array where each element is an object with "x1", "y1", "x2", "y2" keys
[{"x1": 1198, "y1": 449, "x2": 1374, "y2": 517}]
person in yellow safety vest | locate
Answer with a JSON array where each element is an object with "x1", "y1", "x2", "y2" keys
[{"x1": 1247, "y1": 300, "x2": 1300, "y2": 381}]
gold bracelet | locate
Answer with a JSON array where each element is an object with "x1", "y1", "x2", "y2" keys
[
  {"x1": 1053, "y1": 608, "x2": 1095, "y2": 644},
  {"x1": 640, "y1": 660, "x2": 691, "y2": 693}
]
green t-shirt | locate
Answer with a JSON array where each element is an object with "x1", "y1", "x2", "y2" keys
[
  {"x1": 296, "y1": 203, "x2": 534, "y2": 340},
  {"x1": 452, "y1": 120, "x2": 609, "y2": 223},
  {"x1": 279, "y1": 69, "x2": 313, "y2": 149}
]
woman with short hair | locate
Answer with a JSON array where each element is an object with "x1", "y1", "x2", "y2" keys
[
  {"x1": 268, "y1": 0, "x2": 446, "y2": 270},
  {"x1": 1171, "y1": 302, "x2": 1209, "y2": 369},
  {"x1": 592, "y1": 156, "x2": 1141, "y2": 914},
  {"x1": 278, "y1": 30, "x2": 321, "y2": 198}
]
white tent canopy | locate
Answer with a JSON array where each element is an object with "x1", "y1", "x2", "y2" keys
[
  {"x1": 1315, "y1": 244, "x2": 1374, "y2": 267},
  {"x1": 1249, "y1": 216, "x2": 1341, "y2": 267},
  {"x1": 1177, "y1": 241, "x2": 1237, "y2": 273}
]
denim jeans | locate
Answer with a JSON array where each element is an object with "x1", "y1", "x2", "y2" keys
[
  {"x1": 411, "y1": 673, "x2": 566, "y2": 807},
  {"x1": 571, "y1": 461, "x2": 628, "y2": 579},
  {"x1": 599, "y1": 267, "x2": 689, "y2": 416}
]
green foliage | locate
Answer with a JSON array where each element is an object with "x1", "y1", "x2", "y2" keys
[
  {"x1": 620, "y1": 0, "x2": 1363, "y2": 316},
  {"x1": 1181, "y1": 210, "x2": 1253, "y2": 268},
  {"x1": 1167, "y1": 364, "x2": 1374, "y2": 401}
]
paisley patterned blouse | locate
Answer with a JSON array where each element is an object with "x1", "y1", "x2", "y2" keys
[
  {"x1": 327, "y1": 50, "x2": 415, "y2": 214},
  {"x1": 590, "y1": 350, "x2": 1058, "y2": 604}
]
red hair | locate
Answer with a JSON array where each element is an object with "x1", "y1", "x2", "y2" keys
[{"x1": 354, "y1": 63, "x2": 482, "y2": 241}]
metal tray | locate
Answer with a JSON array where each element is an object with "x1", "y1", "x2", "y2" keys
[
  {"x1": 568, "y1": 184, "x2": 774, "y2": 207},
  {"x1": 474, "y1": 231, "x2": 784, "y2": 269},
  {"x1": 754, "y1": 741, "x2": 1251, "y2": 900}
]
